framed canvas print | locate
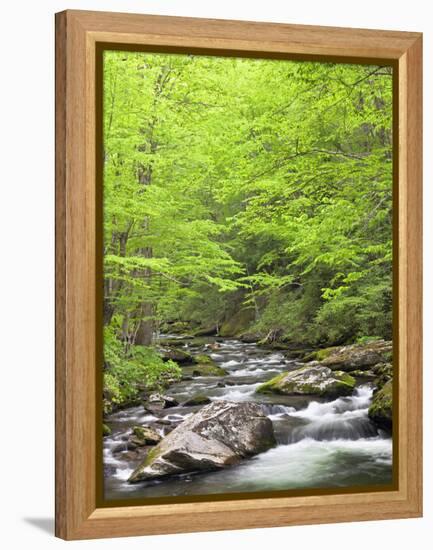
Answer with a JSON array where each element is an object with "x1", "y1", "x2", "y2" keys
[{"x1": 55, "y1": 10, "x2": 423, "y2": 540}]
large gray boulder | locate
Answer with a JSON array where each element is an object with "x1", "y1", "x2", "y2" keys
[
  {"x1": 256, "y1": 364, "x2": 356, "y2": 398},
  {"x1": 320, "y1": 340, "x2": 392, "y2": 371},
  {"x1": 128, "y1": 401, "x2": 276, "y2": 483}
]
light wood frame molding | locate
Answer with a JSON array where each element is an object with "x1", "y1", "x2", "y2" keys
[{"x1": 55, "y1": 9, "x2": 423, "y2": 540}]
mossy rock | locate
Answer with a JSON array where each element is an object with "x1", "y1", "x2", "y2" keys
[
  {"x1": 193, "y1": 354, "x2": 216, "y2": 366},
  {"x1": 303, "y1": 346, "x2": 338, "y2": 362},
  {"x1": 142, "y1": 445, "x2": 163, "y2": 468},
  {"x1": 161, "y1": 348, "x2": 194, "y2": 364},
  {"x1": 130, "y1": 425, "x2": 162, "y2": 446},
  {"x1": 142, "y1": 393, "x2": 179, "y2": 413},
  {"x1": 182, "y1": 364, "x2": 228, "y2": 378},
  {"x1": 368, "y1": 379, "x2": 393, "y2": 431},
  {"x1": 320, "y1": 340, "x2": 393, "y2": 371},
  {"x1": 350, "y1": 369, "x2": 376, "y2": 378},
  {"x1": 182, "y1": 394, "x2": 212, "y2": 406},
  {"x1": 256, "y1": 364, "x2": 355, "y2": 398},
  {"x1": 102, "y1": 424, "x2": 112, "y2": 437},
  {"x1": 193, "y1": 326, "x2": 218, "y2": 337},
  {"x1": 371, "y1": 362, "x2": 393, "y2": 378},
  {"x1": 255, "y1": 372, "x2": 287, "y2": 393},
  {"x1": 369, "y1": 362, "x2": 393, "y2": 390}
]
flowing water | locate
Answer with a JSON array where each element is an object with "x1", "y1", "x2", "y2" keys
[{"x1": 104, "y1": 338, "x2": 392, "y2": 500}]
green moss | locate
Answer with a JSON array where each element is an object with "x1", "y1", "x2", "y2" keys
[
  {"x1": 255, "y1": 372, "x2": 288, "y2": 394},
  {"x1": 292, "y1": 382, "x2": 322, "y2": 395},
  {"x1": 290, "y1": 373, "x2": 354, "y2": 397},
  {"x1": 337, "y1": 371, "x2": 356, "y2": 387},
  {"x1": 194, "y1": 354, "x2": 215, "y2": 365},
  {"x1": 143, "y1": 445, "x2": 162, "y2": 467},
  {"x1": 329, "y1": 377, "x2": 355, "y2": 396},
  {"x1": 131, "y1": 425, "x2": 161, "y2": 445},
  {"x1": 355, "y1": 336, "x2": 382, "y2": 344},
  {"x1": 316, "y1": 347, "x2": 338, "y2": 361},
  {"x1": 132, "y1": 426, "x2": 146, "y2": 438},
  {"x1": 302, "y1": 346, "x2": 338, "y2": 362},
  {"x1": 102, "y1": 424, "x2": 112, "y2": 437},
  {"x1": 368, "y1": 379, "x2": 393, "y2": 430}
]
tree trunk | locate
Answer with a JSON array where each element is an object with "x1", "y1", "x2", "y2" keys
[
  {"x1": 133, "y1": 244, "x2": 154, "y2": 346},
  {"x1": 134, "y1": 302, "x2": 154, "y2": 346},
  {"x1": 103, "y1": 229, "x2": 129, "y2": 326}
]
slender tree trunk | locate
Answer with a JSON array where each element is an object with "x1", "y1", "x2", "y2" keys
[
  {"x1": 121, "y1": 313, "x2": 130, "y2": 344},
  {"x1": 134, "y1": 301, "x2": 153, "y2": 346},
  {"x1": 103, "y1": 229, "x2": 129, "y2": 325}
]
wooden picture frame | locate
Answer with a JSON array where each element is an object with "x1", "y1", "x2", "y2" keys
[{"x1": 55, "y1": 9, "x2": 422, "y2": 540}]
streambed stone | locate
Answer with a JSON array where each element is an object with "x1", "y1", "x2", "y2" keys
[
  {"x1": 181, "y1": 364, "x2": 228, "y2": 377},
  {"x1": 130, "y1": 425, "x2": 162, "y2": 446},
  {"x1": 143, "y1": 393, "x2": 179, "y2": 413},
  {"x1": 368, "y1": 379, "x2": 393, "y2": 431},
  {"x1": 255, "y1": 364, "x2": 355, "y2": 398},
  {"x1": 161, "y1": 348, "x2": 194, "y2": 364},
  {"x1": 182, "y1": 394, "x2": 211, "y2": 406},
  {"x1": 128, "y1": 400, "x2": 275, "y2": 483},
  {"x1": 319, "y1": 340, "x2": 392, "y2": 371}
]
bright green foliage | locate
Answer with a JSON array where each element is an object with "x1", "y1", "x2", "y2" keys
[
  {"x1": 103, "y1": 51, "x2": 393, "y2": 406},
  {"x1": 103, "y1": 327, "x2": 181, "y2": 412}
]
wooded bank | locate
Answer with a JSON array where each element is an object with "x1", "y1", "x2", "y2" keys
[{"x1": 102, "y1": 51, "x2": 393, "y2": 409}]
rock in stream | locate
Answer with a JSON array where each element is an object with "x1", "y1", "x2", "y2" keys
[
  {"x1": 128, "y1": 400, "x2": 276, "y2": 483},
  {"x1": 256, "y1": 363, "x2": 356, "y2": 398},
  {"x1": 368, "y1": 379, "x2": 393, "y2": 431}
]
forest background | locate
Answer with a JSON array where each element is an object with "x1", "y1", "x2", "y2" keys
[{"x1": 102, "y1": 51, "x2": 393, "y2": 410}]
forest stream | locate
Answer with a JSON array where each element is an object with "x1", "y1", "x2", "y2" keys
[{"x1": 103, "y1": 337, "x2": 393, "y2": 500}]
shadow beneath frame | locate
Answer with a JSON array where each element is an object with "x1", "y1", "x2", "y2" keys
[{"x1": 24, "y1": 518, "x2": 55, "y2": 535}]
